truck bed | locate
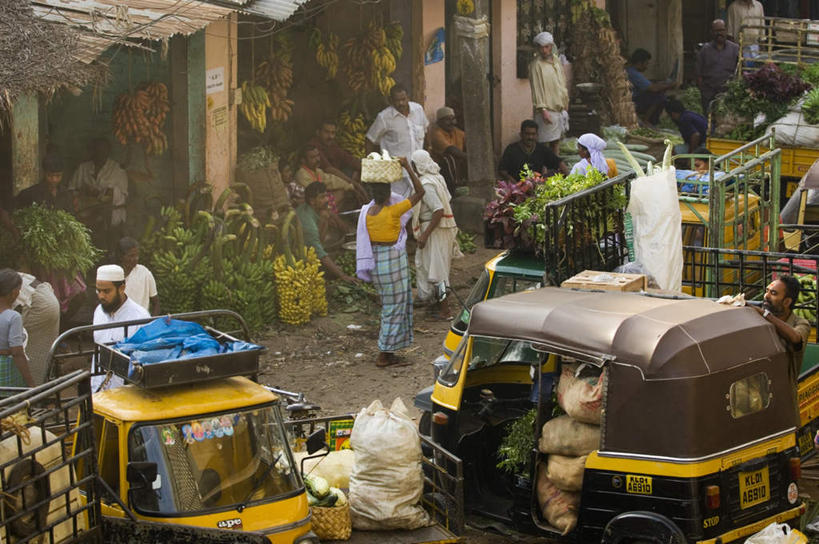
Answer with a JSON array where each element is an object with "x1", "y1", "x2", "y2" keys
[{"x1": 327, "y1": 526, "x2": 459, "y2": 544}]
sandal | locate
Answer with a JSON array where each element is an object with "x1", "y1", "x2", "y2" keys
[{"x1": 376, "y1": 352, "x2": 413, "y2": 368}]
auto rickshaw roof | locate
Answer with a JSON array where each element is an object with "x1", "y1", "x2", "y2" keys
[
  {"x1": 490, "y1": 251, "x2": 544, "y2": 279},
  {"x1": 93, "y1": 376, "x2": 278, "y2": 422},
  {"x1": 468, "y1": 287, "x2": 783, "y2": 379}
]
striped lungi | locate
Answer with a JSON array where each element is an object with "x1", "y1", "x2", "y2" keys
[
  {"x1": 372, "y1": 245, "x2": 413, "y2": 352},
  {"x1": 0, "y1": 354, "x2": 26, "y2": 395}
]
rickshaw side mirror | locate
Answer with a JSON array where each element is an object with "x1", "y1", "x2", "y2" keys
[
  {"x1": 126, "y1": 461, "x2": 158, "y2": 490},
  {"x1": 306, "y1": 429, "x2": 328, "y2": 455}
]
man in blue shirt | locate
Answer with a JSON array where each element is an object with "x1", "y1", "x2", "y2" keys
[
  {"x1": 665, "y1": 99, "x2": 708, "y2": 153},
  {"x1": 625, "y1": 49, "x2": 676, "y2": 127}
]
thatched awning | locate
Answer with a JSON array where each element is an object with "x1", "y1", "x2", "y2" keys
[{"x1": 0, "y1": 0, "x2": 105, "y2": 118}]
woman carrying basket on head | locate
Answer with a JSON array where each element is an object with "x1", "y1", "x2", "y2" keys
[{"x1": 355, "y1": 157, "x2": 425, "y2": 368}]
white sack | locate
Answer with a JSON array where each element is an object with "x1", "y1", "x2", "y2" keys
[
  {"x1": 349, "y1": 398, "x2": 430, "y2": 530},
  {"x1": 767, "y1": 99, "x2": 819, "y2": 148},
  {"x1": 627, "y1": 166, "x2": 683, "y2": 291}
]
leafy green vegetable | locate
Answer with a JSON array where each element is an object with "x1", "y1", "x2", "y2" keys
[
  {"x1": 0, "y1": 204, "x2": 101, "y2": 275},
  {"x1": 677, "y1": 86, "x2": 703, "y2": 115},
  {"x1": 497, "y1": 408, "x2": 536, "y2": 474},
  {"x1": 803, "y1": 88, "x2": 819, "y2": 125},
  {"x1": 456, "y1": 230, "x2": 477, "y2": 254}
]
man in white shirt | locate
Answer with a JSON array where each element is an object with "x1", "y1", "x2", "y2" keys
[
  {"x1": 70, "y1": 138, "x2": 129, "y2": 249},
  {"x1": 118, "y1": 237, "x2": 159, "y2": 314},
  {"x1": 366, "y1": 84, "x2": 429, "y2": 198},
  {"x1": 92, "y1": 264, "x2": 150, "y2": 391},
  {"x1": 727, "y1": 0, "x2": 765, "y2": 61}
]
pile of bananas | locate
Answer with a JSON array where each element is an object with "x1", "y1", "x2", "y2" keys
[
  {"x1": 336, "y1": 111, "x2": 367, "y2": 158},
  {"x1": 341, "y1": 22, "x2": 402, "y2": 96},
  {"x1": 240, "y1": 80, "x2": 271, "y2": 133},
  {"x1": 255, "y1": 34, "x2": 295, "y2": 122},
  {"x1": 112, "y1": 82, "x2": 170, "y2": 155},
  {"x1": 305, "y1": 247, "x2": 327, "y2": 317},
  {"x1": 151, "y1": 235, "x2": 210, "y2": 314},
  {"x1": 309, "y1": 28, "x2": 339, "y2": 80},
  {"x1": 273, "y1": 254, "x2": 312, "y2": 325}
]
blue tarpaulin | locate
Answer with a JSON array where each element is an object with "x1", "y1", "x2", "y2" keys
[{"x1": 114, "y1": 318, "x2": 263, "y2": 364}]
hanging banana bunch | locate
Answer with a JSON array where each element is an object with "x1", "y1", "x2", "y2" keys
[
  {"x1": 309, "y1": 27, "x2": 340, "y2": 80},
  {"x1": 255, "y1": 33, "x2": 295, "y2": 122},
  {"x1": 341, "y1": 22, "x2": 398, "y2": 97},
  {"x1": 240, "y1": 80, "x2": 270, "y2": 133},
  {"x1": 385, "y1": 23, "x2": 404, "y2": 62},
  {"x1": 336, "y1": 111, "x2": 367, "y2": 158}
]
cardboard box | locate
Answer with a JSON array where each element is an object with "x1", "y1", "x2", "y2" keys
[{"x1": 561, "y1": 270, "x2": 646, "y2": 292}]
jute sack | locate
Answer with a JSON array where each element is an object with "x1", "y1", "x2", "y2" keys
[
  {"x1": 349, "y1": 398, "x2": 430, "y2": 530},
  {"x1": 538, "y1": 415, "x2": 600, "y2": 456},
  {"x1": 556, "y1": 363, "x2": 604, "y2": 424},
  {"x1": 536, "y1": 462, "x2": 580, "y2": 535},
  {"x1": 546, "y1": 454, "x2": 588, "y2": 492}
]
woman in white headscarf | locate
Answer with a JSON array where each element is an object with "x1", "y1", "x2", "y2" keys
[
  {"x1": 569, "y1": 133, "x2": 618, "y2": 178},
  {"x1": 529, "y1": 32, "x2": 569, "y2": 154},
  {"x1": 410, "y1": 150, "x2": 461, "y2": 320}
]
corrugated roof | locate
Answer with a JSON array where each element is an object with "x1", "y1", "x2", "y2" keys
[
  {"x1": 241, "y1": 0, "x2": 310, "y2": 20},
  {"x1": 32, "y1": 0, "x2": 307, "y2": 63}
]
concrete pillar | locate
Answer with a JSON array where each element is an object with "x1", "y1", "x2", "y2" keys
[
  {"x1": 169, "y1": 30, "x2": 206, "y2": 195},
  {"x1": 204, "y1": 14, "x2": 238, "y2": 203},
  {"x1": 11, "y1": 93, "x2": 39, "y2": 194},
  {"x1": 454, "y1": 12, "x2": 494, "y2": 198}
]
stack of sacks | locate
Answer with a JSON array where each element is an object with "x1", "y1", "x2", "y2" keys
[{"x1": 536, "y1": 362, "x2": 603, "y2": 535}]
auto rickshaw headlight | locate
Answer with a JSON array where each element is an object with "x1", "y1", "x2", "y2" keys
[
  {"x1": 705, "y1": 485, "x2": 721, "y2": 510},
  {"x1": 790, "y1": 457, "x2": 801, "y2": 481}
]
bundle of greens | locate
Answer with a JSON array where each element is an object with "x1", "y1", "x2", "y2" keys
[
  {"x1": 0, "y1": 204, "x2": 100, "y2": 275},
  {"x1": 497, "y1": 408, "x2": 536, "y2": 474},
  {"x1": 803, "y1": 88, "x2": 819, "y2": 125}
]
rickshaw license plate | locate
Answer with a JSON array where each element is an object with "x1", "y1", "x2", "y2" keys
[
  {"x1": 626, "y1": 474, "x2": 652, "y2": 494},
  {"x1": 739, "y1": 466, "x2": 769, "y2": 509}
]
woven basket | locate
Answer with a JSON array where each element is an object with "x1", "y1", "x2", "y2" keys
[
  {"x1": 311, "y1": 504, "x2": 352, "y2": 541},
  {"x1": 361, "y1": 158, "x2": 402, "y2": 183}
]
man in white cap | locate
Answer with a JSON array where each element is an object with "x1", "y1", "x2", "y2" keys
[
  {"x1": 529, "y1": 31, "x2": 569, "y2": 155},
  {"x1": 91, "y1": 264, "x2": 149, "y2": 390}
]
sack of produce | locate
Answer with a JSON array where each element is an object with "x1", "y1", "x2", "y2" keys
[
  {"x1": 236, "y1": 147, "x2": 290, "y2": 215},
  {"x1": 538, "y1": 415, "x2": 600, "y2": 456},
  {"x1": 546, "y1": 454, "x2": 588, "y2": 492},
  {"x1": 294, "y1": 449, "x2": 354, "y2": 489},
  {"x1": 361, "y1": 150, "x2": 402, "y2": 183},
  {"x1": 768, "y1": 99, "x2": 819, "y2": 148},
  {"x1": 556, "y1": 363, "x2": 604, "y2": 424},
  {"x1": 349, "y1": 398, "x2": 430, "y2": 530},
  {"x1": 536, "y1": 462, "x2": 580, "y2": 535}
]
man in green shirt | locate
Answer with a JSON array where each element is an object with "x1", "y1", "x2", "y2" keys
[{"x1": 295, "y1": 182, "x2": 357, "y2": 283}]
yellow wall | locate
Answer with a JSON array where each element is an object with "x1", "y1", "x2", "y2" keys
[{"x1": 204, "y1": 15, "x2": 238, "y2": 203}]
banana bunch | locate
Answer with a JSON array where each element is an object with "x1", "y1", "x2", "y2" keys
[
  {"x1": 142, "y1": 81, "x2": 170, "y2": 156},
  {"x1": 457, "y1": 0, "x2": 475, "y2": 15},
  {"x1": 385, "y1": 23, "x2": 403, "y2": 61},
  {"x1": 240, "y1": 80, "x2": 271, "y2": 133},
  {"x1": 305, "y1": 247, "x2": 327, "y2": 317},
  {"x1": 112, "y1": 89, "x2": 150, "y2": 146},
  {"x1": 255, "y1": 34, "x2": 295, "y2": 122},
  {"x1": 309, "y1": 28, "x2": 340, "y2": 80},
  {"x1": 151, "y1": 244, "x2": 203, "y2": 314},
  {"x1": 336, "y1": 111, "x2": 367, "y2": 158},
  {"x1": 341, "y1": 22, "x2": 399, "y2": 96},
  {"x1": 273, "y1": 254, "x2": 312, "y2": 325}
]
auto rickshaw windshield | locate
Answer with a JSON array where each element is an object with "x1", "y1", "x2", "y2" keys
[
  {"x1": 439, "y1": 335, "x2": 544, "y2": 386},
  {"x1": 128, "y1": 402, "x2": 300, "y2": 515}
]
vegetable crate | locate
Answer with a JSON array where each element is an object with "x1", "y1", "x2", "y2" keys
[{"x1": 285, "y1": 414, "x2": 465, "y2": 542}]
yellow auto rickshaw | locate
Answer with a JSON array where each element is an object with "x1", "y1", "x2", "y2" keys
[{"x1": 426, "y1": 288, "x2": 805, "y2": 543}]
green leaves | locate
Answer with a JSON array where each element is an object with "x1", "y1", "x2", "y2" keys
[
  {"x1": 3, "y1": 204, "x2": 101, "y2": 276},
  {"x1": 496, "y1": 408, "x2": 537, "y2": 474}
]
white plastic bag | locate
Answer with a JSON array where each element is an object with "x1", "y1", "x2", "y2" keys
[
  {"x1": 348, "y1": 398, "x2": 430, "y2": 530},
  {"x1": 745, "y1": 522, "x2": 807, "y2": 544},
  {"x1": 768, "y1": 98, "x2": 819, "y2": 148},
  {"x1": 627, "y1": 165, "x2": 683, "y2": 291}
]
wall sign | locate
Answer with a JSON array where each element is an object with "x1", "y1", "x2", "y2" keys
[{"x1": 206, "y1": 67, "x2": 225, "y2": 95}]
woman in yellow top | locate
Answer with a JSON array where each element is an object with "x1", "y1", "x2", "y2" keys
[{"x1": 356, "y1": 156, "x2": 425, "y2": 368}]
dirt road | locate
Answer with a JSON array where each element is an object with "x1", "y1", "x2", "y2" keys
[{"x1": 255, "y1": 243, "x2": 542, "y2": 542}]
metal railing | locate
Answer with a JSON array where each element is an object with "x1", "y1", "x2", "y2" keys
[
  {"x1": 0, "y1": 370, "x2": 102, "y2": 544},
  {"x1": 738, "y1": 17, "x2": 819, "y2": 76},
  {"x1": 542, "y1": 170, "x2": 634, "y2": 285}
]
